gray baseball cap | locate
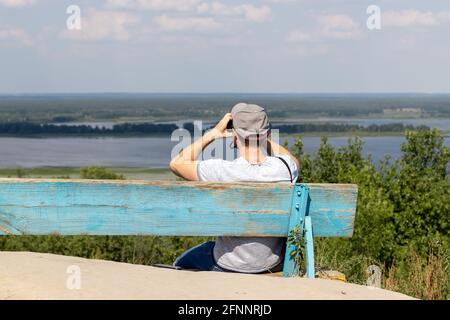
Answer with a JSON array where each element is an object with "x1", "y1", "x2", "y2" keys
[{"x1": 230, "y1": 102, "x2": 270, "y2": 140}]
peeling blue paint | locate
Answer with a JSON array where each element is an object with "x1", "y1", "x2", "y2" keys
[{"x1": 0, "y1": 179, "x2": 357, "y2": 237}]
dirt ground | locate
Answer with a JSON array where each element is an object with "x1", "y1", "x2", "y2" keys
[{"x1": 0, "y1": 252, "x2": 414, "y2": 300}]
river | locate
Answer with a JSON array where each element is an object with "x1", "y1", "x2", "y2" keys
[{"x1": 1, "y1": 136, "x2": 448, "y2": 168}]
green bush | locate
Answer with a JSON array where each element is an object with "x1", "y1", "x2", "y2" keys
[
  {"x1": 0, "y1": 235, "x2": 210, "y2": 266},
  {"x1": 291, "y1": 129, "x2": 449, "y2": 299},
  {"x1": 80, "y1": 167, "x2": 125, "y2": 180}
]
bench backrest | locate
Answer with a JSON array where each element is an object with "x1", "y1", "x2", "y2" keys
[{"x1": 0, "y1": 179, "x2": 357, "y2": 237}]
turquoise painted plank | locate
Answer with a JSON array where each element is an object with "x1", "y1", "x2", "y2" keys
[
  {"x1": 304, "y1": 216, "x2": 315, "y2": 279},
  {"x1": 282, "y1": 184, "x2": 308, "y2": 277},
  {"x1": 0, "y1": 179, "x2": 357, "y2": 237},
  {"x1": 307, "y1": 184, "x2": 357, "y2": 237}
]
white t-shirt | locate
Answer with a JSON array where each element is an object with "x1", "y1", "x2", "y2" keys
[{"x1": 197, "y1": 155, "x2": 299, "y2": 273}]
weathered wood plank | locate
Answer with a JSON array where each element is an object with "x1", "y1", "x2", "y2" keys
[
  {"x1": 0, "y1": 179, "x2": 357, "y2": 237},
  {"x1": 307, "y1": 184, "x2": 358, "y2": 237}
]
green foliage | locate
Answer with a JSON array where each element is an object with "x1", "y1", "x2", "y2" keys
[
  {"x1": 286, "y1": 225, "x2": 305, "y2": 275},
  {"x1": 290, "y1": 128, "x2": 449, "y2": 298},
  {"x1": 0, "y1": 235, "x2": 211, "y2": 266},
  {"x1": 80, "y1": 167, "x2": 125, "y2": 180},
  {"x1": 16, "y1": 168, "x2": 25, "y2": 178}
]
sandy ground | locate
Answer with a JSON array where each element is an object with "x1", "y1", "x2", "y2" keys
[{"x1": 0, "y1": 252, "x2": 413, "y2": 300}]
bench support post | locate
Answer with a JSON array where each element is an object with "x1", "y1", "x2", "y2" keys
[
  {"x1": 304, "y1": 215, "x2": 315, "y2": 278},
  {"x1": 282, "y1": 184, "x2": 313, "y2": 278}
]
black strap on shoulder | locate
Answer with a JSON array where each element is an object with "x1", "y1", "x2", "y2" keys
[{"x1": 275, "y1": 156, "x2": 293, "y2": 183}]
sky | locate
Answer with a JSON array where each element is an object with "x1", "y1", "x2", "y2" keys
[{"x1": 0, "y1": 0, "x2": 450, "y2": 93}]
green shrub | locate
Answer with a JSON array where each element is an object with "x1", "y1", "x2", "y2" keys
[
  {"x1": 80, "y1": 167, "x2": 125, "y2": 180},
  {"x1": 291, "y1": 129, "x2": 449, "y2": 299}
]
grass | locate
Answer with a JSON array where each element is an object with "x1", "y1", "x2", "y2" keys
[
  {"x1": 384, "y1": 247, "x2": 450, "y2": 299},
  {"x1": 313, "y1": 238, "x2": 450, "y2": 299}
]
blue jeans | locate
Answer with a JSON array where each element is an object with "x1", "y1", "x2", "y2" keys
[
  {"x1": 173, "y1": 241, "x2": 227, "y2": 272},
  {"x1": 173, "y1": 241, "x2": 284, "y2": 273}
]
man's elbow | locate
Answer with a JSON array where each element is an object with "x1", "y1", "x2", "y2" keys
[{"x1": 169, "y1": 160, "x2": 198, "y2": 181}]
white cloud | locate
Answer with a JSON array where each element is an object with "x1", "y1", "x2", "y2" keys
[
  {"x1": 0, "y1": 0, "x2": 34, "y2": 7},
  {"x1": 287, "y1": 14, "x2": 359, "y2": 43},
  {"x1": 383, "y1": 10, "x2": 450, "y2": 27},
  {"x1": 437, "y1": 12, "x2": 450, "y2": 21},
  {"x1": 287, "y1": 43, "x2": 330, "y2": 57},
  {"x1": 286, "y1": 30, "x2": 312, "y2": 43},
  {"x1": 197, "y1": 2, "x2": 271, "y2": 22},
  {"x1": 0, "y1": 26, "x2": 33, "y2": 46},
  {"x1": 383, "y1": 10, "x2": 437, "y2": 27},
  {"x1": 264, "y1": 0, "x2": 300, "y2": 3},
  {"x1": 105, "y1": 0, "x2": 133, "y2": 7},
  {"x1": 108, "y1": 0, "x2": 271, "y2": 22},
  {"x1": 155, "y1": 14, "x2": 220, "y2": 31},
  {"x1": 153, "y1": 2, "x2": 271, "y2": 35},
  {"x1": 60, "y1": 9, "x2": 139, "y2": 41},
  {"x1": 286, "y1": 14, "x2": 359, "y2": 57},
  {"x1": 106, "y1": 0, "x2": 201, "y2": 11},
  {"x1": 140, "y1": 0, "x2": 201, "y2": 11},
  {"x1": 239, "y1": 4, "x2": 271, "y2": 22},
  {"x1": 317, "y1": 14, "x2": 359, "y2": 40}
]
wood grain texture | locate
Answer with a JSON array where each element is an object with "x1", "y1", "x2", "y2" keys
[{"x1": 0, "y1": 179, "x2": 357, "y2": 237}]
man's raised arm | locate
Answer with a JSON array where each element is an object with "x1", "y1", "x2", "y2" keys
[{"x1": 169, "y1": 113, "x2": 232, "y2": 181}]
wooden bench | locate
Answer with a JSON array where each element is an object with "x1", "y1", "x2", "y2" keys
[{"x1": 0, "y1": 178, "x2": 358, "y2": 278}]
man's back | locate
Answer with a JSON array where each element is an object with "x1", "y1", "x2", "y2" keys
[
  {"x1": 170, "y1": 103, "x2": 301, "y2": 273},
  {"x1": 197, "y1": 155, "x2": 298, "y2": 273}
]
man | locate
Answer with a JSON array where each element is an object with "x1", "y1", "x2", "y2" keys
[{"x1": 170, "y1": 103, "x2": 299, "y2": 273}]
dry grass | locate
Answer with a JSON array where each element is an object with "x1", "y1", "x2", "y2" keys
[
  {"x1": 314, "y1": 239, "x2": 449, "y2": 300},
  {"x1": 384, "y1": 249, "x2": 449, "y2": 300}
]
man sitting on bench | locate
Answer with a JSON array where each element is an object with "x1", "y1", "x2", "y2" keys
[{"x1": 169, "y1": 103, "x2": 300, "y2": 273}]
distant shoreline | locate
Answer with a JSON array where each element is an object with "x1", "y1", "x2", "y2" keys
[
  {"x1": 0, "y1": 121, "x2": 442, "y2": 138},
  {"x1": 0, "y1": 131, "x2": 438, "y2": 138}
]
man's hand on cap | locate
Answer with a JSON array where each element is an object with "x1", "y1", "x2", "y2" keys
[{"x1": 208, "y1": 113, "x2": 233, "y2": 140}]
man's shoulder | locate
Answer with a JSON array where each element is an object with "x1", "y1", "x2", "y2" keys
[
  {"x1": 268, "y1": 154, "x2": 295, "y2": 166},
  {"x1": 268, "y1": 155, "x2": 299, "y2": 181}
]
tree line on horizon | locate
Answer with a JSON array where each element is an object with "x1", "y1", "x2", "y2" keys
[{"x1": 0, "y1": 121, "x2": 431, "y2": 136}]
